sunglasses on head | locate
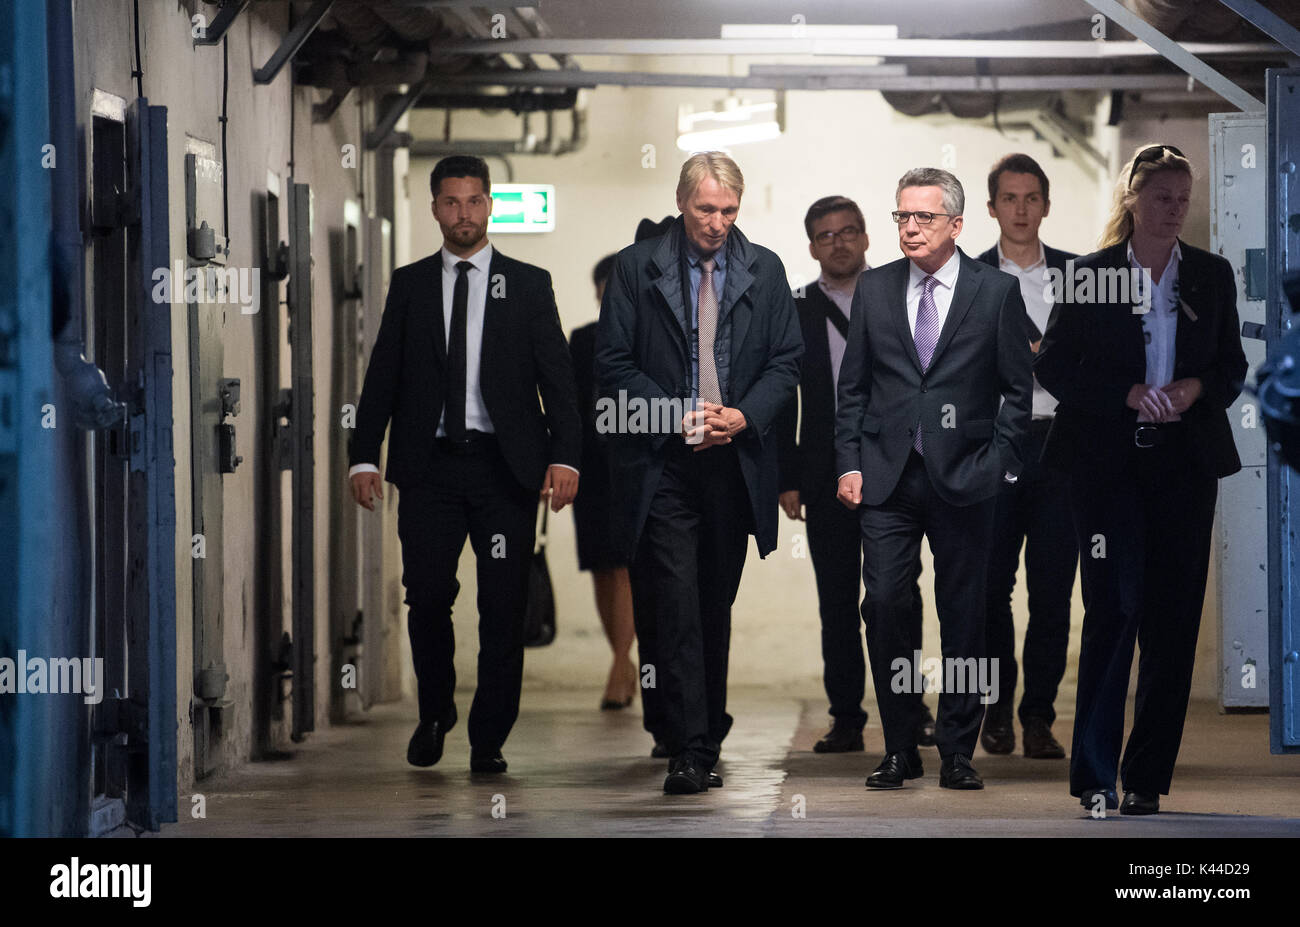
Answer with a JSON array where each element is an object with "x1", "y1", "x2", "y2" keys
[{"x1": 1128, "y1": 145, "x2": 1185, "y2": 187}]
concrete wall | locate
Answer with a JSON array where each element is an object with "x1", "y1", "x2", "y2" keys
[{"x1": 75, "y1": 0, "x2": 404, "y2": 792}]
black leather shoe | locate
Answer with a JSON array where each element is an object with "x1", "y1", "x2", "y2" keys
[
  {"x1": 707, "y1": 771, "x2": 723, "y2": 788},
  {"x1": 915, "y1": 703, "x2": 937, "y2": 747},
  {"x1": 814, "y1": 719, "x2": 865, "y2": 753},
  {"x1": 865, "y1": 749, "x2": 924, "y2": 789},
  {"x1": 1022, "y1": 717, "x2": 1066, "y2": 759},
  {"x1": 939, "y1": 754, "x2": 984, "y2": 790},
  {"x1": 407, "y1": 707, "x2": 457, "y2": 767},
  {"x1": 980, "y1": 705, "x2": 1014, "y2": 755},
  {"x1": 1080, "y1": 788, "x2": 1119, "y2": 812},
  {"x1": 664, "y1": 758, "x2": 708, "y2": 794},
  {"x1": 650, "y1": 739, "x2": 671, "y2": 759},
  {"x1": 1120, "y1": 791, "x2": 1160, "y2": 815},
  {"x1": 470, "y1": 750, "x2": 508, "y2": 774}
]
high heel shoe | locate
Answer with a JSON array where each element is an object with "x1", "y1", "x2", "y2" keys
[{"x1": 600, "y1": 659, "x2": 638, "y2": 710}]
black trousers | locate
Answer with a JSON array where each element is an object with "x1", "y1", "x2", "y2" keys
[
  {"x1": 860, "y1": 451, "x2": 996, "y2": 759},
  {"x1": 395, "y1": 437, "x2": 537, "y2": 754},
  {"x1": 984, "y1": 419, "x2": 1078, "y2": 726},
  {"x1": 805, "y1": 481, "x2": 925, "y2": 729},
  {"x1": 1068, "y1": 425, "x2": 1218, "y2": 797},
  {"x1": 629, "y1": 441, "x2": 750, "y2": 770}
]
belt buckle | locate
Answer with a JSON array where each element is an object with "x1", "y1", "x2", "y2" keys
[{"x1": 1134, "y1": 424, "x2": 1158, "y2": 449}]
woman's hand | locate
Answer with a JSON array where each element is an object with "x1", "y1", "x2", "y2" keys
[
  {"x1": 1160, "y1": 378, "x2": 1203, "y2": 415},
  {"x1": 1126, "y1": 384, "x2": 1175, "y2": 422}
]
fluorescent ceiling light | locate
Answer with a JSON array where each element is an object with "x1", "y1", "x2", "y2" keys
[
  {"x1": 676, "y1": 94, "x2": 784, "y2": 152},
  {"x1": 677, "y1": 121, "x2": 782, "y2": 152},
  {"x1": 720, "y1": 23, "x2": 899, "y2": 39},
  {"x1": 679, "y1": 100, "x2": 777, "y2": 128}
]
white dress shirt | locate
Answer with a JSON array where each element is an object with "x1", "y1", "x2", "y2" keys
[
  {"x1": 436, "y1": 241, "x2": 496, "y2": 436},
  {"x1": 997, "y1": 241, "x2": 1058, "y2": 419},
  {"x1": 349, "y1": 241, "x2": 576, "y2": 479},
  {"x1": 1129, "y1": 239, "x2": 1182, "y2": 423},
  {"x1": 817, "y1": 263, "x2": 870, "y2": 404},
  {"x1": 907, "y1": 248, "x2": 961, "y2": 337}
]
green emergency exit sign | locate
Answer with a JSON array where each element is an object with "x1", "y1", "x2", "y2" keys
[{"x1": 489, "y1": 184, "x2": 556, "y2": 233}]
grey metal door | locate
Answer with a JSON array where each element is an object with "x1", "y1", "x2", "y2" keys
[
  {"x1": 185, "y1": 142, "x2": 238, "y2": 777},
  {"x1": 287, "y1": 182, "x2": 316, "y2": 741}
]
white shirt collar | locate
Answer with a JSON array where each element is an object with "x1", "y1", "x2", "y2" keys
[
  {"x1": 441, "y1": 240, "x2": 493, "y2": 274},
  {"x1": 996, "y1": 240, "x2": 1046, "y2": 272},
  {"x1": 1125, "y1": 238, "x2": 1181, "y2": 270},
  {"x1": 908, "y1": 247, "x2": 961, "y2": 291}
]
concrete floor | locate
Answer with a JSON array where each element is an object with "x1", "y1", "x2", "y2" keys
[{"x1": 157, "y1": 687, "x2": 1300, "y2": 837}]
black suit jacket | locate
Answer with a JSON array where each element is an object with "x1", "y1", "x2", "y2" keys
[
  {"x1": 834, "y1": 249, "x2": 1034, "y2": 507},
  {"x1": 1034, "y1": 238, "x2": 1246, "y2": 479},
  {"x1": 594, "y1": 218, "x2": 803, "y2": 557},
  {"x1": 777, "y1": 281, "x2": 852, "y2": 498},
  {"x1": 349, "y1": 246, "x2": 582, "y2": 492}
]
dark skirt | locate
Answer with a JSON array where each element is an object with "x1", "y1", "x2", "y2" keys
[{"x1": 572, "y1": 457, "x2": 630, "y2": 571}]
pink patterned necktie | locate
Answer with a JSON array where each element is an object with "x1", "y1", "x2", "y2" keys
[{"x1": 913, "y1": 275, "x2": 940, "y2": 453}]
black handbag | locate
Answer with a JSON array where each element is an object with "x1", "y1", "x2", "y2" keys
[{"x1": 523, "y1": 502, "x2": 556, "y2": 647}]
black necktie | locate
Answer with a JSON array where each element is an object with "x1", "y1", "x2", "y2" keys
[{"x1": 446, "y1": 260, "x2": 472, "y2": 440}]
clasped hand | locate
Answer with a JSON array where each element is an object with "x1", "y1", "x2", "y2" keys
[
  {"x1": 1126, "y1": 377, "x2": 1202, "y2": 422},
  {"x1": 682, "y1": 400, "x2": 747, "y2": 451}
]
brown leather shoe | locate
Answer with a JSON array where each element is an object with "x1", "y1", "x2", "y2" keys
[{"x1": 1022, "y1": 717, "x2": 1066, "y2": 759}]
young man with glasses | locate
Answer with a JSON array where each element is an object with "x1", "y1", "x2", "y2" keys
[{"x1": 776, "y1": 196, "x2": 936, "y2": 755}]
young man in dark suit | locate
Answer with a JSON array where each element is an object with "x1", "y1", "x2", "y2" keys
[
  {"x1": 835, "y1": 168, "x2": 1033, "y2": 791},
  {"x1": 776, "y1": 195, "x2": 935, "y2": 754},
  {"x1": 975, "y1": 154, "x2": 1079, "y2": 760},
  {"x1": 348, "y1": 155, "x2": 581, "y2": 774},
  {"x1": 596, "y1": 152, "x2": 802, "y2": 794}
]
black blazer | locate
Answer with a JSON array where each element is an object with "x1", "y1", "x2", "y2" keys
[
  {"x1": 594, "y1": 218, "x2": 803, "y2": 558},
  {"x1": 777, "y1": 282, "x2": 851, "y2": 498},
  {"x1": 349, "y1": 247, "x2": 582, "y2": 492},
  {"x1": 1034, "y1": 238, "x2": 1247, "y2": 479},
  {"x1": 834, "y1": 249, "x2": 1034, "y2": 507}
]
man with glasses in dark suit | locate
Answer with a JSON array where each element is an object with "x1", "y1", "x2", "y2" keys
[
  {"x1": 777, "y1": 195, "x2": 936, "y2": 755},
  {"x1": 835, "y1": 168, "x2": 1032, "y2": 791}
]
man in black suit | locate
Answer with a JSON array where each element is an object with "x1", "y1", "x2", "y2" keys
[
  {"x1": 349, "y1": 155, "x2": 581, "y2": 774},
  {"x1": 596, "y1": 152, "x2": 802, "y2": 794},
  {"x1": 975, "y1": 154, "x2": 1079, "y2": 760},
  {"x1": 776, "y1": 195, "x2": 935, "y2": 754},
  {"x1": 835, "y1": 167, "x2": 1032, "y2": 790}
]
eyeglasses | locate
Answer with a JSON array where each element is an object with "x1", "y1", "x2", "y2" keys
[
  {"x1": 890, "y1": 211, "x2": 954, "y2": 226},
  {"x1": 812, "y1": 225, "x2": 862, "y2": 246},
  {"x1": 1128, "y1": 145, "x2": 1185, "y2": 187}
]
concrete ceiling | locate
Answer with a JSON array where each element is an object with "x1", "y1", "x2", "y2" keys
[{"x1": 535, "y1": 0, "x2": 1090, "y2": 39}]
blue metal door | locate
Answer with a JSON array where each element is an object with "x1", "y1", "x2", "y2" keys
[{"x1": 1267, "y1": 68, "x2": 1300, "y2": 754}]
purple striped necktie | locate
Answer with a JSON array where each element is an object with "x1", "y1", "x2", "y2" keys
[{"x1": 913, "y1": 275, "x2": 940, "y2": 453}]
